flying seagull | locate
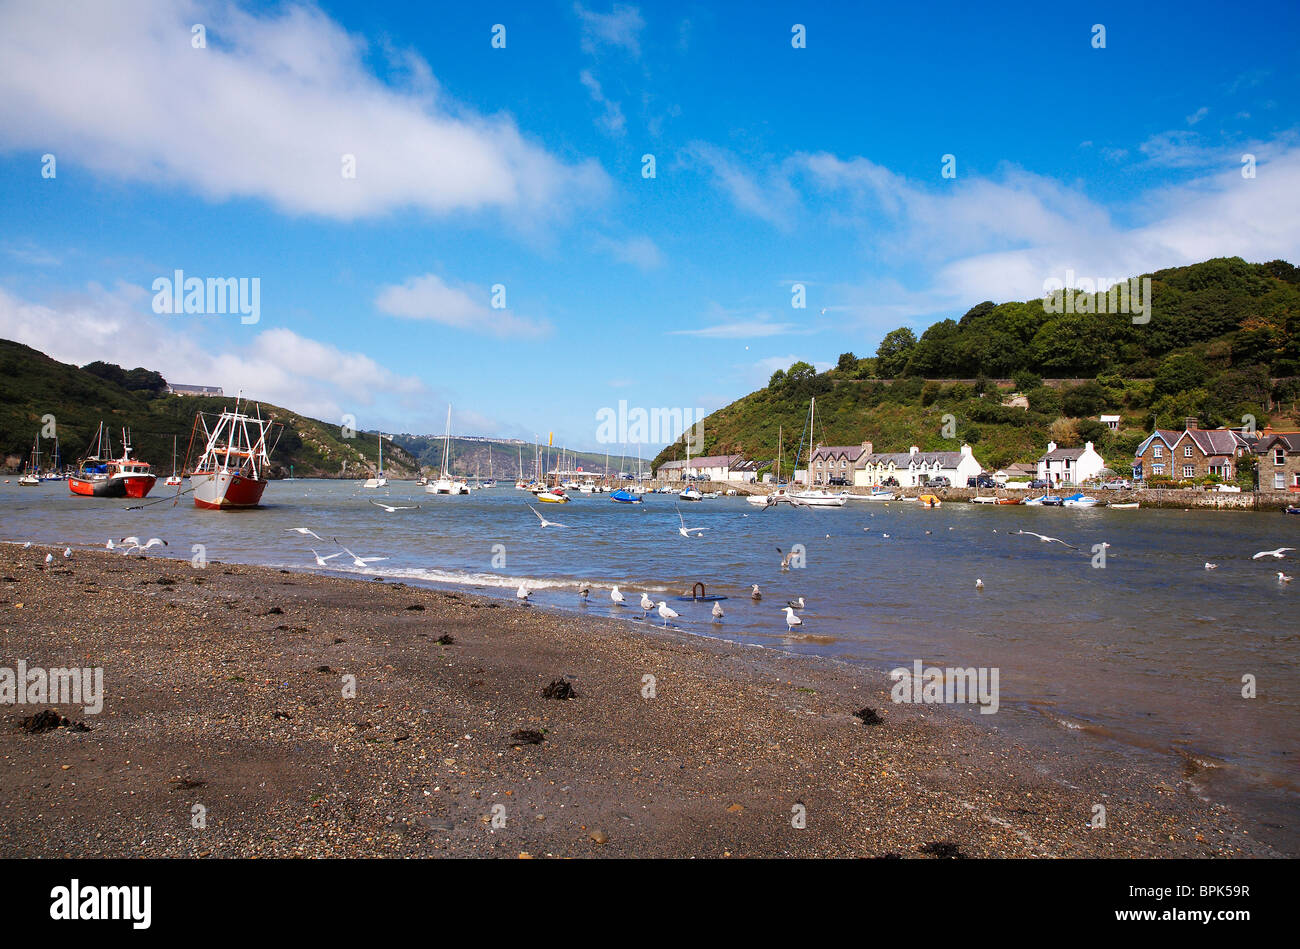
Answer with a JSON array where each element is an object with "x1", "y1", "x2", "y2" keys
[
  {"x1": 333, "y1": 540, "x2": 389, "y2": 568},
  {"x1": 778, "y1": 547, "x2": 796, "y2": 571},
  {"x1": 310, "y1": 549, "x2": 343, "y2": 567},
  {"x1": 286, "y1": 528, "x2": 324, "y2": 540},
  {"x1": 782, "y1": 606, "x2": 803, "y2": 632},
  {"x1": 676, "y1": 506, "x2": 706, "y2": 538},
  {"x1": 1252, "y1": 547, "x2": 1296, "y2": 560},
  {"x1": 368, "y1": 499, "x2": 420, "y2": 512},
  {"x1": 529, "y1": 505, "x2": 568, "y2": 529},
  {"x1": 656, "y1": 601, "x2": 679, "y2": 626},
  {"x1": 1012, "y1": 529, "x2": 1079, "y2": 551}
]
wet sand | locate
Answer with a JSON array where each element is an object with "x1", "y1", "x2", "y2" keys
[{"x1": 0, "y1": 543, "x2": 1279, "y2": 858}]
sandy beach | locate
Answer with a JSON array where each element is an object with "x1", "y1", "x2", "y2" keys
[{"x1": 0, "y1": 542, "x2": 1279, "y2": 858}]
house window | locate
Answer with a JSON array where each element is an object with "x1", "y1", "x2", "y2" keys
[
  {"x1": 1153, "y1": 446, "x2": 1163, "y2": 459},
  {"x1": 1153, "y1": 464, "x2": 1164, "y2": 475},
  {"x1": 1276, "y1": 474, "x2": 1286, "y2": 490},
  {"x1": 1293, "y1": 474, "x2": 1300, "y2": 489},
  {"x1": 1184, "y1": 446, "x2": 1194, "y2": 457},
  {"x1": 1182, "y1": 465, "x2": 1194, "y2": 478},
  {"x1": 841, "y1": 460, "x2": 847, "y2": 469},
  {"x1": 1276, "y1": 449, "x2": 1286, "y2": 466}
]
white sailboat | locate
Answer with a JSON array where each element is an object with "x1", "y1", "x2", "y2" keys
[
  {"x1": 18, "y1": 433, "x2": 41, "y2": 485},
  {"x1": 426, "y1": 405, "x2": 469, "y2": 494},
  {"x1": 363, "y1": 432, "x2": 387, "y2": 488},
  {"x1": 792, "y1": 397, "x2": 847, "y2": 506},
  {"x1": 165, "y1": 435, "x2": 183, "y2": 486}
]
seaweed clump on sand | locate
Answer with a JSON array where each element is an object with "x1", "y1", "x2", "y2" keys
[
  {"x1": 854, "y1": 707, "x2": 883, "y2": 726},
  {"x1": 541, "y1": 679, "x2": 577, "y2": 700},
  {"x1": 919, "y1": 840, "x2": 966, "y2": 859},
  {"x1": 19, "y1": 709, "x2": 90, "y2": 733}
]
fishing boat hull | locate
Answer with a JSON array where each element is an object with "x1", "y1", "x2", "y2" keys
[
  {"x1": 191, "y1": 470, "x2": 267, "y2": 509},
  {"x1": 68, "y1": 473, "x2": 155, "y2": 498}
]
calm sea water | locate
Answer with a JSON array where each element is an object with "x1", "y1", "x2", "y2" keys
[{"x1": 3, "y1": 478, "x2": 1297, "y2": 850}]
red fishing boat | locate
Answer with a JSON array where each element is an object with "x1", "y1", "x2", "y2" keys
[
  {"x1": 187, "y1": 397, "x2": 281, "y2": 510},
  {"x1": 68, "y1": 424, "x2": 156, "y2": 499}
]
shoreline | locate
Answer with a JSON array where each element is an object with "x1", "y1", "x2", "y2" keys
[{"x1": 0, "y1": 543, "x2": 1285, "y2": 857}]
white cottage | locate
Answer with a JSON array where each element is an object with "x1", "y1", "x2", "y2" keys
[
  {"x1": 1037, "y1": 440, "x2": 1105, "y2": 486},
  {"x1": 854, "y1": 443, "x2": 982, "y2": 488}
]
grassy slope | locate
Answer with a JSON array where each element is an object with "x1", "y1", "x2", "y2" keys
[{"x1": 653, "y1": 257, "x2": 1300, "y2": 474}]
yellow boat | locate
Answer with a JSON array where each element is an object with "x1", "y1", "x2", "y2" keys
[
  {"x1": 536, "y1": 490, "x2": 569, "y2": 503},
  {"x1": 917, "y1": 494, "x2": 942, "y2": 507}
]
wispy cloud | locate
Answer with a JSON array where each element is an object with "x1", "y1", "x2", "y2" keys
[
  {"x1": 579, "y1": 69, "x2": 626, "y2": 136},
  {"x1": 594, "y1": 234, "x2": 664, "y2": 270},
  {"x1": 574, "y1": 2, "x2": 645, "y2": 58},
  {"x1": 670, "y1": 309, "x2": 809, "y2": 339},
  {"x1": 0, "y1": 0, "x2": 609, "y2": 223},
  {"x1": 374, "y1": 273, "x2": 551, "y2": 338},
  {"x1": 680, "y1": 142, "x2": 800, "y2": 228}
]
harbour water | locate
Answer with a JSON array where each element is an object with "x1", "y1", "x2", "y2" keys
[{"x1": 3, "y1": 478, "x2": 1297, "y2": 851}]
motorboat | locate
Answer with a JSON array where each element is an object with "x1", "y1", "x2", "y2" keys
[
  {"x1": 1062, "y1": 493, "x2": 1101, "y2": 508},
  {"x1": 791, "y1": 489, "x2": 848, "y2": 507}
]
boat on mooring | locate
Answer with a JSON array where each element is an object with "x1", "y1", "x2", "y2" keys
[
  {"x1": 68, "y1": 424, "x2": 157, "y2": 499},
  {"x1": 188, "y1": 398, "x2": 281, "y2": 510}
]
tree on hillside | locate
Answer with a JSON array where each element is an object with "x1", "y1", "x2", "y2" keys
[
  {"x1": 1049, "y1": 417, "x2": 1081, "y2": 447},
  {"x1": 876, "y1": 328, "x2": 916, "y2": 378},
  {"x1": 836, "y1": 352, "x2": 857, "y2": 373}
]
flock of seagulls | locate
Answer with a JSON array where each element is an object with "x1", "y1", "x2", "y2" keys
[
  {"x1": 560, "y1": 576, "x2": 804, "y2": 630},
  {"x1": 107, "y1": 536, "x2": 168, "y2": 555}
]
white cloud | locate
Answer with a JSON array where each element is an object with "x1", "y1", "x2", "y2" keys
[
  {"x1": 0, "y1": 0, "x2": 609, "y2": 222},
  {"x1": 594, "y1": 234, "x2": 663, "y2": 270},
  {"x1": 1186, "y1": 106, "x2": 1210, "y2": 126},
  {"x1": 374, "y1": 273, "x2": 551, "y2": 337},
  {"x1": 0, "y1": 282, "x2": 431, "y2": 426},
  {"x1": 681, "y1": 142, "x2": 800, "y2": 228},
  {"x1": 579, "y1": 69, "x2": 627, "y2": 136},
  {"x1": 574, "y1": 3, "x2": 645, "y2": 58},
  {"x1": 671, "y1": 311, "x2": 805, "y2": 339}
]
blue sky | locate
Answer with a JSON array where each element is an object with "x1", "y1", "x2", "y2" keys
[{"x1": 1, "y1": 0, "x2": 1297, "y2": 450}]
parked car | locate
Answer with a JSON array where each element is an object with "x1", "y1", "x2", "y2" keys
[
  {"x1": 967, "y1": 475, "x2": 997, "y2": 488},
  {"x1": 1100, "y1": 479, "x2": 1131, "y2": 490},
  {"x1": 828, "y1": 476, "x2": 849, "y2": 486},
  {"x1": 924, "y1": 476, "x2": 951, "y2": 488},
  {"x1": 1029, "y1": 479, "x2": 1051, "y2": 489}
]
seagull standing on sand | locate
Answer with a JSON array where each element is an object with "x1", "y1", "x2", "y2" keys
[
  {"x1": 44, "y1": 553, "x2": 53, "y2": 564},
  {"x1": 529, "y1": 505, "x2": 568, "y2": 529},
  {"x1": 516, "y1": 583, "x2": 532, "y2": 602},
  {"x1": 712, "y1": 602, "x2": 724, "y2": 622},
  {"x1": 1011, "y1": 529, "x2": 1079, "y2": 550},
  {"x1": 782, "y1": 606, "x2": 803, "y2": 632},
  {"x1": 656, "y1": 601, "x2": 679, "y2": 626},
  {"x1": 310, "y1": 549, "x2": 343, "y2": 567},
  {"x1": 676, "y1": 506, "x2": 706, "y2": 538},
  {"x1": 610, "y1": 585, "x2": 626, "y2": 606},
  {"x1": 286, "y1": 528, "x2": 324, "y2": 540},
  {"x1": 1252, "y1": 547, "x2": 1296, "y2": 560},
  {"x1": 63, "y1": 547, "x2": 72, "y2": 559},
  {"x1": 751, "y1": 584, "x2": 762, "y2": 601}
]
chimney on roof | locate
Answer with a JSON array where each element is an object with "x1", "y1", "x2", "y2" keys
[
  {"x1": 862, "y1": 440, "x2": 873, "y2": 455},
  {"x1": 909, "y1": 446, "x2": 918, "y2": 455},
  {"x1": 1046, "y1": 440, "x2": 1057, "y2": 453},
  {"x1": 1185, "y1": 417, "x2": 1199, "y2": 431}
]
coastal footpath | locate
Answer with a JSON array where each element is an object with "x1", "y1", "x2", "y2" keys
[{"x1": 0, "y1": 544, "x2": 1279, "y2": 858}]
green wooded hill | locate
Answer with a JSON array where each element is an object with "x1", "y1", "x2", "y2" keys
[
  {"x1": 652, "y1": 257, "x2": 1300, "y2": 474},
  {"x1": 0, "y1": 339, "x2": 423, "y2": 478}
]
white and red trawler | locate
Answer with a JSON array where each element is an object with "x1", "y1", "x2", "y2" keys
[
  {"x1": 186, "y1": 397, "x2": 282, "y2": 510},
  {"x1": 68, "y1": 423, "x2": 157, "y2": 499}
]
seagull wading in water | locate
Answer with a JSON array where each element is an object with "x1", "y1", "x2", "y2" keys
[
  {"x1": 656, "y1": 601, "x2": 679, "y2": 626},
  {"x1": 712, "y1": 601, "x2": 724, "y2": 621},
  {"x1": 610, "y1": 585, "x2": 626, "y2": 606},
  {"x1": 517, "y1": 583, "x2": 532, "y2": 601},
  {"x1": 640, "y1": 592, "x2": 655, "y2": 617},
  {"x1": 782, "y1": 606, "x2": 803, "y2": 632}
]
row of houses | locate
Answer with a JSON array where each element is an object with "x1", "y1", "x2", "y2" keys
[
  {"x1": 654, "y1": 418, "x2": 1300, "y2": 493},
  {"x1": 1135, "y1": 418, "x2": 1300, "y2": 493}
]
